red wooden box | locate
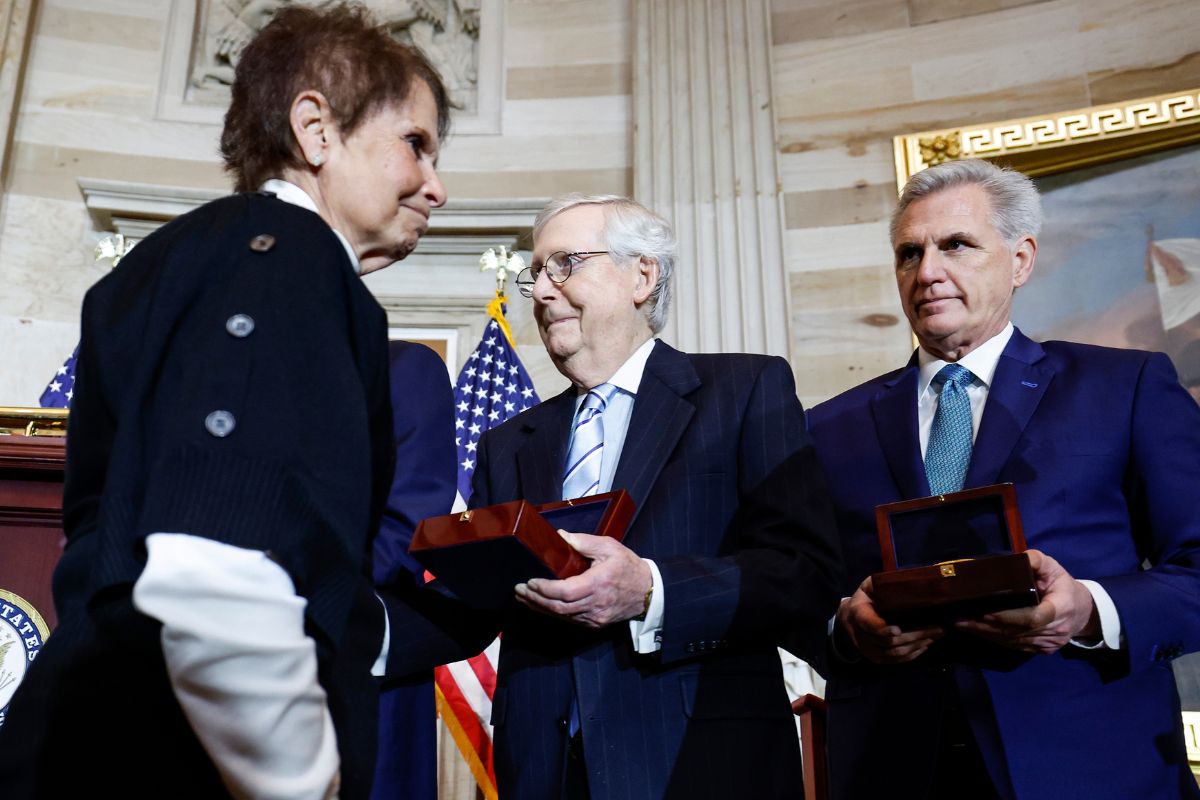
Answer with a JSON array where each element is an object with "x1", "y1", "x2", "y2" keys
[
  {"x1": 871, "y1": 483, "x2": 1038, "y2": 626},
  {"x1": 410, "y1": 490, "x2": 633, "y2": 609}
]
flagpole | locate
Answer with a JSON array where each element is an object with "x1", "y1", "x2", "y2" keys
[{"x1": 435, "y1": 245, "x2": 538, "y2": 800}]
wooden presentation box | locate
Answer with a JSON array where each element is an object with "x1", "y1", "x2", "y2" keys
[
  {"x1": 871, "y1": 483, "x2": 1038, "y2": 626},
  {"x1": 410, "y1": 490, "x2": 634, "y2": 609}
]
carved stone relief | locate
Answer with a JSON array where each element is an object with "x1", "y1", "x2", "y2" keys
[
  {"x1": 190, "y1": 0, "x2": 479, "y2": 111},
  {"x1": 158, "y1": 0, "x2": 501, "y2": 133}
]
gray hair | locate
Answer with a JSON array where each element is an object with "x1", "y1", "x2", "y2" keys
[
  {"x1": 533, "y1": 194, "x2": 677, "y2": 334},
  {"x1": 890, "y1": 158, "x2": 1043, "y2": 247}
]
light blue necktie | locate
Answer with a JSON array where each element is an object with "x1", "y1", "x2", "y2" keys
[
  {"x1": 562, "y1": 384, "x2": 615, "y2": 500},
  {"x1": 561, "y1": 384, "x2": 616, "y2": 741},
  {"x1": 925, "y1": 364, "x2": 975, "y2": 495}
]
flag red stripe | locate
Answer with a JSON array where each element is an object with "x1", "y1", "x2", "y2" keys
[
  {"x1": 435, "y1": 664, "x2": 496, "y2": 782},
  {"x1": 435, "y1": 684, "x2": 497, "y2": 800},
  {"x1": 467, "y1": 651, "x2": 497, "y2": 697}
]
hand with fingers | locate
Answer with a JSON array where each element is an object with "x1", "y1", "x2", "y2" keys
[
  {"x1": 837, "y1": 576, "x2": 945, "y2": 664},
  {"x1": 955, "y1": 549, "x2": 1099, "y2": 654},
  {"x1": 514, "y1": 531, "x2": 652, "y2": 628}
]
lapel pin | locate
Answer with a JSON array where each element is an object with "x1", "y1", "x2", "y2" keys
[{"x1": 1021, "y1": 380, "x2": 1038, "y2": 388}]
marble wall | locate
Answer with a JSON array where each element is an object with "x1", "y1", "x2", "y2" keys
[
  {"x1": 2, "y1": 0, "x2": 1199, "y2": 409},
  {"x1": 0, "y1": 0, "x2": 633, "y2": 404}
]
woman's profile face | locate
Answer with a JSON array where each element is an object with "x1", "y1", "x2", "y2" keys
[{"x1": 319, "y1": 80, "x2": 447, "y2": 274}]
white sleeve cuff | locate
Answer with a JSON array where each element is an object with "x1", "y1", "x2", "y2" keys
[
  {"x1": 1072, "y1": 579, "x2": 1122, "y2": 650},
  {"x1": 629, "y1": 558, "x2": 664, "y2": 653},
  {"x1": 133, "y1": 533, "x2": 340, "y2": 800},
  {"x1": 373, "y1": 592, "x2": 389, "y2": 677}
]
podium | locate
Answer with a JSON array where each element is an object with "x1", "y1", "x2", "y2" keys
[
  {"x1": 0, "y1": 409, "x2": 68, "y2": 633},
  {"x1": 0, "y1": 410, "x2": 65, "y2": 725}
]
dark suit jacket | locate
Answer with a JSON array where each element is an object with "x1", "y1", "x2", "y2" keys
[
  {"x1": 807, "y1": 329, "x2": 1200, "y2": 800},
  {"x1": 372, "y1": 341, "x2": 458, "y2": 800},
  {"x1": 0, "y1": 194, "x2": 393, "y2": 799},
  {"x1": 374, "y1": 341, "x2": 458, "y2": 589},
  {"x1": 458, "y1": 341, "x2": 842, "y2": 800}
]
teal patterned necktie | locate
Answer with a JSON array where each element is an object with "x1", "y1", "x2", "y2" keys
[{"x1": 925, "y1": 364, "x2": 975, "y2": 495}]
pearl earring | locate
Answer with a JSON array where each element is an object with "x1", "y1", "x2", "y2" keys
[{"x1": 311, "y1": 153, "x2": 322, "y2": 167}]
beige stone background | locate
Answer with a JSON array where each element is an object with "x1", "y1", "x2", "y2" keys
[
  {"x1": 3, "y1": 0, "x2": 1200, "y2": 795},
  {"x1": 1, "y1": 0, "x2": 1198, "y2": 411}
]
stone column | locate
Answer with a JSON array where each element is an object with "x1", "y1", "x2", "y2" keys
[{"x1": 634, "y1": 0, "x2": 791, "y2": 359}]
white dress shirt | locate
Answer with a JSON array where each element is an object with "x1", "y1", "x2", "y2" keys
[
  {"x1": 917, "y1": 323, "x2": 1120, "y2": 650},
  {"x1": 565, "y1": 337, "x2": 666, "y2": 653}
]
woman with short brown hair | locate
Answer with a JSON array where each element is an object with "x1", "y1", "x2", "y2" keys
[{"x1": 0, "y1": 5, "x2": 449, "y2": 798}]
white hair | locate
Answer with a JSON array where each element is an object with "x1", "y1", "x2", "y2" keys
[
  {"x1": 533, "y1": 194, "x2": 677, "y2": 334},
  {"x1": 891, "y1": 158, "x2": 1043, "y2": 247}
]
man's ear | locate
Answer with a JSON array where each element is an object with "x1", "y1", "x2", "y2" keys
[
  {"x1": 289, "y1": 90, "x2": 334, "y2": 167},
  {"x1": 1011, "y1": 235, "x2": 1036, "y2": 289},
  {"x1": 632, "y1": 256, "x2": 659, "y2": 304}
]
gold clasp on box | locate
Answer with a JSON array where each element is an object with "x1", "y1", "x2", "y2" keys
[
  {"x1": 459, "y1": 510, "x2": 473, "y2": 522},
  {"x1": 939, "y1": 563, "x2": 957, "y2": 577}
]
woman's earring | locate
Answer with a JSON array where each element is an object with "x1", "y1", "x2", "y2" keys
[{"x1": 311, "y1": 153, "x2": 322, "y2": 167}]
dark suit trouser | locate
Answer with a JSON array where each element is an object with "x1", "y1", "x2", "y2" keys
[
  {"x1": 562, "y1": 730, "x2": 591, "y2": 800},
  {"x1": 930, "y1": 675, "x2": 1000, "y2": 800}
]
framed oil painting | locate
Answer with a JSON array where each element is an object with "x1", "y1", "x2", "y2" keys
[{"x1": 895, "y1": 89, "x2": 1200, "y2": 779}]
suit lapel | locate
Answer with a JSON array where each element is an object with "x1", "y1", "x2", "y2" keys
[
  {"x1": 515, "y1": 387, "x2": 578, "y2": 504},
  {"x1": 870, "y1": 357, "x2": 929, "y2": 499},
  {"x1": 611, "y1": 341, "x2": 700, "y2": 531},
  {"x1": 964, "y1": 329, "x2": 1052, "y2": 488}
]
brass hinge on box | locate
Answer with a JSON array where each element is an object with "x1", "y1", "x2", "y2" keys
[{"x1": 935, "y1": 558, "x2": 970, "y2": 578}]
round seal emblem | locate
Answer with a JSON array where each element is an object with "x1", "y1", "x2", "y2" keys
[{"x1": 0, "y1": 589, "x2": 49, "y2": 729}]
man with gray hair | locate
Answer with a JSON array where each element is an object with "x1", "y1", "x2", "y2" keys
[
  {"x1": 807, "y1": 159, "x2": 1200, "y2": 799},
  {"x1": 461, "y1": 193, "x2": 844, "y2": 798}
]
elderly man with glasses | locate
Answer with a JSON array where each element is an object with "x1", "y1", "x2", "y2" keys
[{"x1": 441, "y1": 194, "x2": 843, "y2": 799}]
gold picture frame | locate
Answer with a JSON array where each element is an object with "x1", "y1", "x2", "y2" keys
[{"x1": 893, "y1": 88, "x2": 1200, "y2": 191}]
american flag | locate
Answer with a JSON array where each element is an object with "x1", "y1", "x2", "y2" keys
[
  {"x1": 452, "y1": 311, "x2": 539, "y2": 498},
  {"x1": 38, "y1": 345, "x2": 79, "y2": 408},
  {"x1": 435, "y1": 299, "x2": 539, "y2": 800}
]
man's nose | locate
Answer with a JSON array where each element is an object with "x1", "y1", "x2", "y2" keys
[
  {"x1": 532, "y1": 267, "x2": 558, "y2": 303},
  {"x1": 914, "y1": 249, "x2": 946, "y2": 283}
]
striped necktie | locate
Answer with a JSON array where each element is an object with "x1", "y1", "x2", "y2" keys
[
  {"x1": 562, "y1": 384, "x2": 616, "y2": 500},
  {"x1": 925, "y1": 363, "x2": 975, "y2": 495}
]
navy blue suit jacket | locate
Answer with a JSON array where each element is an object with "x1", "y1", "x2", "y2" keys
[
  {"x1": 464, "y1": 340, "x2": 843, "y2": 800},
  {"x1": 373, "y1": 341, "x2": 458, "y2": 588},
  {"x1": 807, "y1": 329, "x2": 1200, "y2": 800},
  {"x1": 372, "y1": 341, "x2": 457, "y2": 800}
]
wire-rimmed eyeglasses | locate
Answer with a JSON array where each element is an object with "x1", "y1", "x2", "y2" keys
[{"x1": 515, "y1": 251, "x2": 609, "y2": 297}]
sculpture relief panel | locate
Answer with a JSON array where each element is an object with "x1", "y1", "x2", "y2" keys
[{"x1": 158, "y1": 0, "x2": 501, "y2": 133}]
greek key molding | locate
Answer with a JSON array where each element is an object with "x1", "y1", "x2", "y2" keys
[
  {"x1": 894, "y1": 88, "x2": 1200, "y2": 190},
  {"x1": 963, "y1": 91, "x2": 1200, "y2": 156}
]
